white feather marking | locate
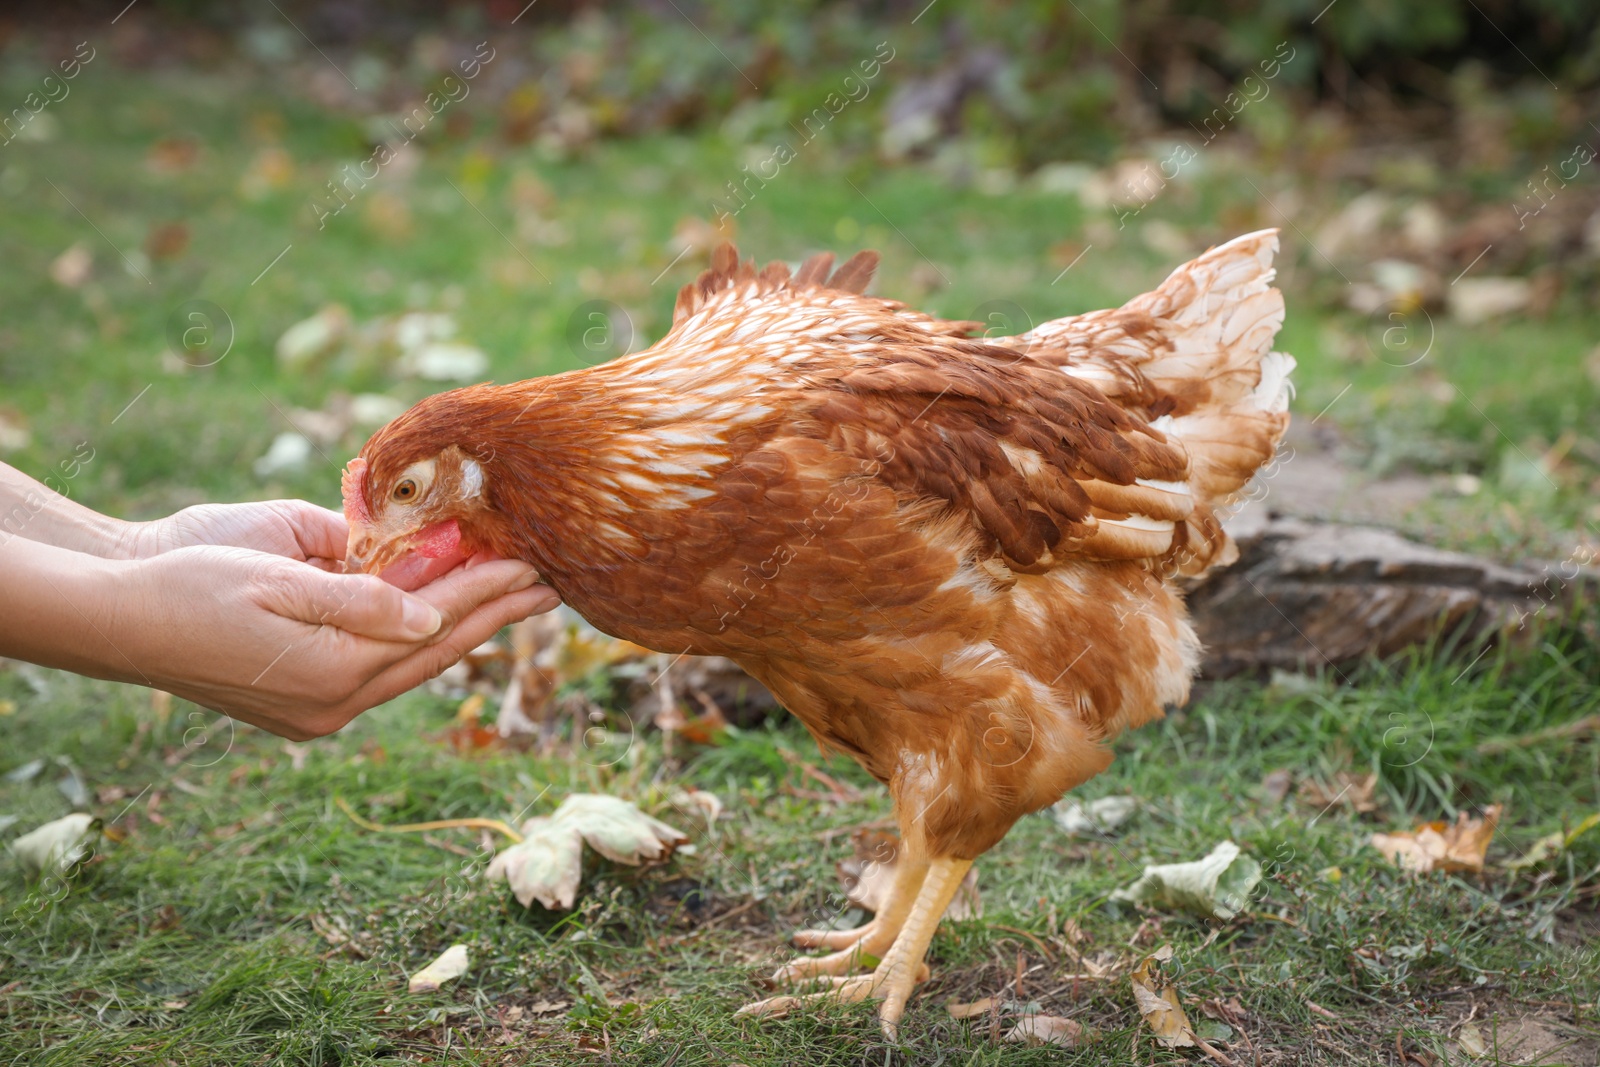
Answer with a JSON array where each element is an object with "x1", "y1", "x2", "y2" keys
[
  {"x1": 1134, "y1": 477, "x2": 1191, "y2": 496},
  {"x1": 460, "y1": 458, "x2": 484, "y2": 499},
  {"x1": 1061, "y1": 364, "x2": 1119, "y2": 383},
  {"x1": 613, "y1": 470, "x2": 660, "y2": 492},
  {"x1": 652, "y1": 429, "x2": 722, "y2": 447},
  {"x1": 1250, "y1": 350, "x2": 1297, "y2": 413},
  {"x1": 1098, "y1": 514, "x2": 1175, "y2": 534}
]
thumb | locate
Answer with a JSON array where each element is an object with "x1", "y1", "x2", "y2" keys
[
  {"x1": 271, "y1": 499, "x2": 350, "y2": 563},
  {"x1": 268, "y1": 565, "x2": 445, "y2": 642}
]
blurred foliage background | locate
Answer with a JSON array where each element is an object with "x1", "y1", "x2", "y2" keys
[
  {"x1": 1, "y1": 0, "x2": 1597, "y2": 558},
  {"x1": 2, "y1": 6, "x2": 1599, "y2": 1064}
]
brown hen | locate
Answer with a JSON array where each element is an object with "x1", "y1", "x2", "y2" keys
[{"x1": 342, "y1": 231, "x2": 1294, "y2": 1036}]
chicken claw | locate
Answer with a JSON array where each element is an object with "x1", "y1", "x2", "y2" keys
[
  {"x1": 791, "y1": 920, "x2": 877, "y2": 950},
  {"x1": 774, "y1": 950, "x2": 929, "y2": 985},
  {"x1": 742, "y1": 857, "x2": 973, "y2": 1040}
]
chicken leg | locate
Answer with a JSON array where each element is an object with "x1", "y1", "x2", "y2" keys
[
  {"x1": 774, "y1": 846, "x2": 929, "y2": 980},
  {"x1": 740, "y1": 856, "x2": 974, "y2": 1040}
]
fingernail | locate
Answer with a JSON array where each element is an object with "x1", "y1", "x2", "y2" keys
[
  {"x1": 506, "y1": 568, "x2": 540, "y2": 593},
  {"x1": 401, "y1": 597, "x2": 443, "y2": 638}
]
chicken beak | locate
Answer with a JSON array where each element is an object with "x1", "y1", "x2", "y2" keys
[{"x1": 345, "y1": 528, "x2": 384, "y2": 575}]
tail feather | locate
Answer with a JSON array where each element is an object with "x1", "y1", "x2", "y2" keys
[{"x1": 1013, "y1": 229, "x2": 1294, "y2": 575}]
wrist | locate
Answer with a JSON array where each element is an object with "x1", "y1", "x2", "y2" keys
[
  {"x1": 111, "y1": 517, "x2": 160, "y2": 560},
  {"x1": 0, "y1": 536, "x2": 135, "y2": 681},
  {"x1": 81, "y1": 511, "x2": 142, "y2": 559}
]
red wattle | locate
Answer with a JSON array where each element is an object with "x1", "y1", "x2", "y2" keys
[
  {"x1": 376, "y1": 520, "x2": 476, "y2": 592},
  {"x1": 413, "y1": 518, "x2": 462, "y2": 559}
]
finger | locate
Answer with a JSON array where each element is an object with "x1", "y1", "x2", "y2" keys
[
  {"x1": 406, "y1": 559, "x2": 543, "y2": 631},
  {"x1": 262, "y1": 564, "x2": 448, "y2": 642},
  {"x1": 345, "y1": 586, "x2": 561, "y2": 711},
  {"x1": 271, "y1": 500, "x2": 349, "y2": 562}
]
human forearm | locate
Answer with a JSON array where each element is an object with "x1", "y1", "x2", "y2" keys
[
  {"x1": 0, "y1": 461, "x2": 133, "y2": 558},
  {"x1": 0, "y1": 535, "x2": 133, "y2": 683},
  {"x1": 1, "y1": 528, "x2": 557, "y2": 738}
]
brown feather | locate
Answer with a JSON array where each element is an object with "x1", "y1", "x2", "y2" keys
[{"x1": 352, "y1": 231, "x2": 1292, "y2": 862}]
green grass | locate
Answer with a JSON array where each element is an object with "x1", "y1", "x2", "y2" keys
[
  {"x1": 2, "y1": 59, "x2": 1599, "y2": 1067},
  {"x1": 3, "y1": 625, "x2": 1598, "y2": 1064}
]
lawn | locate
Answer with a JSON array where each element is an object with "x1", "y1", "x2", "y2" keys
[{"x1": 2, "y1": 51, "x2": 1599, "y2": 1067}]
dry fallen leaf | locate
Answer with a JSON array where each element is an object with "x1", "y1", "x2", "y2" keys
[
  {"x1": 49, "y1": 242, "x2": 93, "y2": 288},
  {"x1": 667, "y1": 787, "x2": 724, "y2": 823},
  {"x1": 945, "y1": 996, "x2": 997, "y2": 1020},
  {"x1": 144, "y1": 221, "x2": 190, "y2": 261},
  {"x1": 1458, "y1": 1019, "x2": 1489, "y2": 1058},
  {"x1": 1299, "y1": 771, "x2": 1378, "y2": 815},
  {"x1": 1131, "y1": 945, "x2": 1196, "y2": 1048},
  {"x1": 1502, "y1": 812, "x2": 1600, "y2": 871},
  {"x1": 408, "y1": 943, "x2": 469, "y2": 993},
  {"x1": 839, "y1": 828, "x2": 980, "y2": 920},
  {"x1": 1110, "y1": 841, "x2": 1262, "y2": 920},
  {"x1": 1370, "y1": 806, "x2": 1501, "y2": 874},
  {"x1": 487, "y1": 794, "x2": 687, "y2": 910},
  {"x1": 1261, "y1": 769, "x2": 1295, "y2": 805},
  {"x1": 146, "y1": 136, "x2": 199, "y2": 173},
  {"x1": 1003, "y1": 1014, "x2": 1085, "y2": 1047}
]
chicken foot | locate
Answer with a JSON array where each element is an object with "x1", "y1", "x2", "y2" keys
[
  {"x1": 740, "y1": 856, "x2": 974, "y2": 1040},
  {"x1": 775, "y1": 850, "x2": 929, "y2": 980}
]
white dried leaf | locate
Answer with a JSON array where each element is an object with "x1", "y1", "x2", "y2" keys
[
  {"x1": 1003, "y1": 1014, "x2": 1085, "y2": 1047},
  {"x1": 274, "y1": 305, "x2": 350, "y2": 369},
  {"x1": 350, "y1": 393, "x2": 407, "y2": 428},
  {"x1": 557, "y1": 794, "x2": 686, "y2": 864},
  {"x1": 1448, "y1": 278, "x2": 1531, "y2": 324},
  {"x1": 1110, "y1": 840, "x2": 1262, "y2": 920},
  {"x1": 0, "y1": 411, "x2": 31, "y2": 453},
  {"x1": 252, "y1": 432, "x2": 314, "y2": 479},
  {"x1": 1053, "y1": 795, "x2": 1138, "y2": 837},
  {"x1": 486, "y1": 794, "x2": 687, "y2": 910},
  {"x1": 667, "y1": 787, "x2": 724, "y2": 823},
  {"x1": 400, "y1": 341, "x2": 488, "y2": 381},
  {"x1": 9, "y1": 813, "x2": 101, "y2": 877},
  {"x1": 408, "y1": 943, "x2": 469, "y2": 993},
  {"x1": 487, "y1": 817, "x2": 584, "y2": 909},
  {"x1": 393, "y1": 311, "x2": 457, "y2": 352}
]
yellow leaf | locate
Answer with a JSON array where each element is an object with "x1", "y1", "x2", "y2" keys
[
  {"x1": 1458, "y1": 1019, "x2": 1488, "y2": 1057},
  {"x1": 1131, "y1": 945, "x2": 1197, "y2": 1048},
  {"x1": 1502, "y1": 812, "x2": 1600, "y2": 871},
  {"x1": 455, "y1": 693, "x2": 486, "y2": 725},
  {"x1": 945, "y1": 996, "x2": 997, "y2": 1019},
  {"x1": 1370, "y1": 805, "x2": 1500, "y2": 873},
  {"x1": 408, "y1": 944, "x2": 469, "y2": 994}
]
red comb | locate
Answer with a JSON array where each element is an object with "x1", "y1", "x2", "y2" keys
[{"x1": 341, "y1": 457, "x2": 370, "y2": 525}]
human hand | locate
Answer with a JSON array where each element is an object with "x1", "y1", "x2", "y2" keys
[
  {"x1": 101, "y1": 545, "x2": 559, "y2": 739},
  {"x1": 122, "y1": 500, "x2": 348, "y2": 567}
]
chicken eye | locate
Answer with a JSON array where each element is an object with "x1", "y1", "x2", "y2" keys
[{"x1": 392, "y1": 478, "x2": 419, "y2": 503}]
